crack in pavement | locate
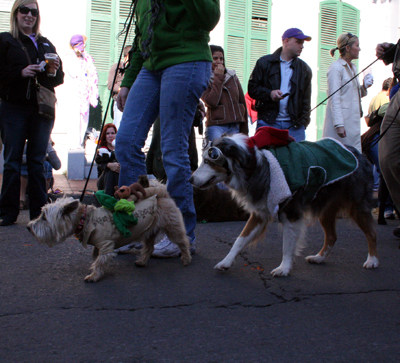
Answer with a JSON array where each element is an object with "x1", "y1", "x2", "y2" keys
[
  {"x1": 214, "y1": 237, "x2": 400, "y2": 304},
  {"x1": 214, "y1": 236, "x2": 291, "y2": 301},
  {"x1": 1, "y1": 287, "x2": 399, "y2": 319}
]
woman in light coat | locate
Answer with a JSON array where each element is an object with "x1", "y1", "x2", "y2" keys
[{"x1": 322, "y1": 33, "x2": 373, "y2": 152}]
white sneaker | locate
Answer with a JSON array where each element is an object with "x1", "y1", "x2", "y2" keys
[
  {"x1": 151, "y1": 235, "x2": 180, "y2": 258},
  {"x1": 114, "y1": 242, "x2": 140, "y2": 254}
]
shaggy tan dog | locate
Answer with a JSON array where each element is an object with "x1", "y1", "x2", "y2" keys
[{"x1": 27, "y1": 180, "x2": 191, "y2": 282}]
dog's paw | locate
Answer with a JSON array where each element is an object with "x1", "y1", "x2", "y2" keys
[
  {"x1": 270, "y1": 266, "x2": 290, "y2": 277},
  {"x1": 181, "y1": 254, "x2": 192, "y2": 266},
  {"x1": 363, "y1": 255, "x2": 379, "y2": 269},
  {"x1": 214, "y1": 260, "x2": 233, "y2": 271},
  {"x1": 84, "y1": 274, "x2": 99, "y2": 283},
  {"x1": 135, "y1": 259, "x2": 148, "y2": 267},
  {"x1": 305, "y1": 254, "x2": 325, "y2": 264}
]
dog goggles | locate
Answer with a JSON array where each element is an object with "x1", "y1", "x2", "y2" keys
[
  {"x1": 204, "y1": 143, "x2": 226, "y2": 167},
  {"x1": 19, "y1": 6, "x2": 39, "y2": 17}
]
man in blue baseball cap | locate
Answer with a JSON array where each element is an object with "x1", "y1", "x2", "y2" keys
[{"x1": 248, "y1": 27, "x2": 312, "y2": 141}]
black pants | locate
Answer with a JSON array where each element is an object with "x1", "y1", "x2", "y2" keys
[
  {"x1": 0, "y1": 102, "x2": 54, "y2": 221},
  {"x1": 97, "y1": 168, "x2": 119, "y2": 196}
]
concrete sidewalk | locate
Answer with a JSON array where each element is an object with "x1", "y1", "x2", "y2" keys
[{"x1": 0, "y1": 173, "x2": 98, "y2": 199}]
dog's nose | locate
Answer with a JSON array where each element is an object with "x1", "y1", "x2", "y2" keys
[
  {"x1": 188, "y1": 176, "x2": 194, "y2": 184},
  {"x1": 26, "y1": 225, "x2": 31, "y2": 232}
]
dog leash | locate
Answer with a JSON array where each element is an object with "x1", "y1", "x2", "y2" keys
[
  {"x1": 80, "y1": 0, "x2": 138, "y2": 201},
  {"x1": 288, "y1": 43, "x2": 398, "y2": 130}
]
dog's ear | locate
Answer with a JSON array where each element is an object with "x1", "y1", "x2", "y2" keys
[
  {"x1": 61, "y1": 199, "x2": 80, "y2": 216},
  {"x1": 138, "y1": 175, "x2": 149, "y2": 188},
  {"x1": 218, "y1": 139, "x2": 250, "y2": 167}
]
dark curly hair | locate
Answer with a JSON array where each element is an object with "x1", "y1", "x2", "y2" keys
[{"x1": 140, "y1": 0, "x2": 166, "y2": 60}]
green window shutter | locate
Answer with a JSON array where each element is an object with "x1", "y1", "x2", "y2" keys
[
  {"x1": 117, "y1": 0, "x2": 135, "y2": 61},
  {"x1": 0, "y1": 0, "x2": 13, "y2": 33},
  {"x1": 0, "y1": 12, "x2": 10, "y2": 32},
  {"x1": 316, "y1": 1, "x2": 360, "y2": 139},
  {"x1": 225, "y1": 0, "x2": 247, "y2": 83},
  {"x1": 86, "y1": 0, "x2": 135, "y2": 125},
  {"x1": 225, "y1": 0, "x2": 271, "y2": 93},
  {"x1": 87, "y1": 0, "x2": 114, "y2": 74},
  {"x1": 249, "y1": 0, "x2": 270, "y2": 89}
]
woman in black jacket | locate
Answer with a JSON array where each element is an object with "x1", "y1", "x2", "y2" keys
[
  {"x1": 95, "y1": 123, "x2": 120, "y2": 196},
  {"x1": 0, "y1": 0, "x2": 64, "y2": 226}
]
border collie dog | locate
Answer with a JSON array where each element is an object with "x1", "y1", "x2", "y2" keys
[{"x1": 189, "y1": 133, "x2": 378, "y2": 276}]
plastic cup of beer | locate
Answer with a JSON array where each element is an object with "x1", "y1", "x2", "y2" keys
[{"x1": 44, "y1": 53, "x2": 58, "y2": 77}]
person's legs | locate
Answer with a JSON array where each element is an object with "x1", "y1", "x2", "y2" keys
[
  {"x1": 79, "y1": 109, "x2": 90, "y2": 148},
  {"x1": 205, "y1": 123, "x2": 240, "y2": 143},
  {"x1": 116, "y1": 68, "x2": 161, "y2": 187},
  {"x1": 379, "y1": 92, "x2": 400, "y2": 211},
  {"x1": 379, "y1": 91, "x2": 400, "y2": 236},
  {"x1": 159, "y1": 61, "x2": 211, "y2": 247},
  {"x1": 104, "y1": 169, "x2": 120, "y2": 196},
  {"x1": 0, "y1": 102, "x2": 30, "y2": 224},
  {"x1": 256, "y1": 119, "x2": 269, "y2": 129},
  {"x1": 280, "y1": 121, "x2": 305, "y2": 142},
  {"x1": 26, "y1": 114, "x2": 54, "y2": 220},
  {"x1": 43, "y1": 160, "x2": 54, "y2": 193},
  {"x1": 256, "y1": 119, "x2": 305, "y2": 142},
  {"x1": 20, "y1": 175, "x2": 28, "y2": 210},
  {"x1": 113, "y1": 101, "x2": 123, "y2": 130}
]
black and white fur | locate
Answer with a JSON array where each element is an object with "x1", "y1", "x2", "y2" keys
[{"x1": 189, "y1": 134, "x2": 378, "y2": 276}]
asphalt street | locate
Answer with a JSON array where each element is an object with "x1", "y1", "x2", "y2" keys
[{"x1": 1, "y1": 207, "x2": 400, "y2": 363}]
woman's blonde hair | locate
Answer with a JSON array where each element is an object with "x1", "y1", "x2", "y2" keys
[
  {"x1": 10, "y1": 0, "x2": 41, "y2": 39},
  {"x1": 329, "y1": 33, "x2": 358, "y2": 57}
]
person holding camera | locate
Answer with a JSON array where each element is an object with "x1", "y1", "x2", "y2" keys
[
  {"x1": 201, "y1": 45, "x2": 248, "y2": 142},
  {"x1": 248, "y1": 28, "x2": 312, "y2": 142}
]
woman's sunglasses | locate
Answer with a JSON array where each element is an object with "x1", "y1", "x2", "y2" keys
[
  {"x1": 345, "y1": 32, "x2": 356, "y2": 46},
  {"x1": 18, "y1": 6, "x2": 39, "y2": 17}
]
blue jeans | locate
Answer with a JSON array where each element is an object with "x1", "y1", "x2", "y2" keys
[
  {"x1": 116, "y1": 62, "x2": 211, "y2": 245},
  {"x1": 366, "y1": 133, "x2": 394, "y2": 211},
  {"x1": 256, "y1": 119, "x2": 306, "y2": 142},
  {"x1": 205, "y1": 123, "x2": 240, "y2": 143},
  {"x1": 0, "y1": 102, "x2": 54, "y2": 221},
  {"x1": 366, "y1": 134, "x2": 380, "y2": 190}
]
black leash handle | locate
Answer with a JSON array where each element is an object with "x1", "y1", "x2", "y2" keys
[{"x1": 79, "y1": 0, "x2": 138, "y2": 201}]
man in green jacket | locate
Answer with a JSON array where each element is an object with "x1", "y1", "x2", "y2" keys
[{"x1": 116, "y1": 0, "x2": 220, "y2": 257}]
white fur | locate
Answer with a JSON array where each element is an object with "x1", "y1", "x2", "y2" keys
[
  {"x1": 363, "y1": 255, "x2": 379, "y2": 269},
  {"x1": 27, "y1": 183, "x2": 192, "y2": 282},
  {"x1": 214, "y1": 217, "x2": 268, "y2": 271},
  {"x1": 191, "y1": 134, "x2": 379, "y2": 277}
]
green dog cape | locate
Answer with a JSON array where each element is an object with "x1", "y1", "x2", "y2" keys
[
  {"x1": 268, "y1": 138, "x2": 358, "y2": 204},
  {"x1": 95, "y1": 190, "x2": 138, "y2": 237}
]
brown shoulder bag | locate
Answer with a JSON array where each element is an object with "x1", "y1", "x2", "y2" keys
[{"x1": 17, "y1": 38, "x2": 57, "y2": 120}]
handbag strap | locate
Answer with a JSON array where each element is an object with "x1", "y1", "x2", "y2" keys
[
  {"x1": 16, "y1": 38, "x2": 35, "y2": 99},
  {"x1": 16, "y1": 38, "x2": 32, "y2": 65}
]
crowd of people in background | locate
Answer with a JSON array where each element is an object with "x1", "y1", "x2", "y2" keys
[{"x1": 2, "y1": 0, "x2": 400, "y2": 248}]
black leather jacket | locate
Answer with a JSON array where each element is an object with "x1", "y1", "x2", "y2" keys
[
  {"x1": 0, "y1": 32, "x2": 64, "y2": 105},
  {"x1": 247, "y1": 47, "x2": 312, "y2": 128}
]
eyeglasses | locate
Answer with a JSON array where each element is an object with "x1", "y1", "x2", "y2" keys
[
  {"x1": 18, "y1": 6, "x2": 39, "y2": 17},
  {"x1": 204, "y1": 143, "x2": 226, "y2": 167}
]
